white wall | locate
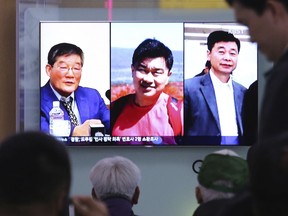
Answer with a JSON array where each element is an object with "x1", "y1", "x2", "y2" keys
[{"x1": 68, "y1": 146, "x2": 250, "y2": 216}]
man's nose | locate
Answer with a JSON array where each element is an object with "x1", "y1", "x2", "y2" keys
[
  {"x1": 223, "y1": 53, "x2": 232, "y2": 60},
  {"x1": 142, "y1": 72, "x2": 154, "y2": 83},
  {"x1": 66, "y1": 67, "x2": 74, "y2": 76}
]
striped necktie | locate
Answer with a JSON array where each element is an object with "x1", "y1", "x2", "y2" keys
[{"x1": 61, "y1": 97, "x2": 79, "y2": 126}]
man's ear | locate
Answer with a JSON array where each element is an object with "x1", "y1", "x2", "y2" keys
[
  {"x1": 46, "y1": 64, "x2": 52, "y2": 77},
  {"x1": 91, "y1": 188, "x2": 98, "y2": 200},
  {"x1": 131, "y1": 186, "x2": 140, "y2": 205},
  {"x1": 131, "y1": 64, "x2": 136, "y2": 77},
  {"x1": 165, "y1": 70, "x2": 172, "y2": 85},
  {"x1": 207, "y1": 50, "x2": 211, "y2": 61},
  {"x1": 195, "y1": 186, "x2": 203, "y2": 204}
]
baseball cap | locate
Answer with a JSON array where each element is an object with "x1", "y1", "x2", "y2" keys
[{"x1": 198, "y1": 152, "x2": 249, "y2": 193}]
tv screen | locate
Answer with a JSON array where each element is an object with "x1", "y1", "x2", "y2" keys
[{"x1": 40, "y1": 22, "x2": 257, "y2": 146}]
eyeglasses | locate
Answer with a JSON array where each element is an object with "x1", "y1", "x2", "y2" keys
[{"x1": 53, "y1": 63, "x2": 82, "y2": 73}]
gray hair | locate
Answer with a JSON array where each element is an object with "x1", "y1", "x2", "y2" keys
[
  {"x1": 197, "y1": 184, "x2": 235, "y2": 203},
  {"x1": 89, "y1": 156, "x2": 141, "y2": 200}
]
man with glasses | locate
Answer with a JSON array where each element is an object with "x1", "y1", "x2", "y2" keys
[
  {"x1": 110, "y1": 38, "x2": 183, "y2": 145},
  {"x1": 41, "y1": 42, "x2": 110, "y2": 137}
]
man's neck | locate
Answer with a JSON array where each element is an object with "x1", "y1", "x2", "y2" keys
[
  {"x1": 210, "y1": 69, "x2": 231, "y2": 83},
  {"x1": 134, "y1": 93, "x2": 161, "y2": 107}
]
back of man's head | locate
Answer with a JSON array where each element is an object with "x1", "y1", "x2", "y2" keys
[
  {"x1": 207, "y1": 30, "x2": 241, "y2": 52},
  {"x1": 0, "y1": 131, "x2": 71, "y2": 207},
  {"x1": 196, "y1": 149, "x2": 249, "y2": 203},
  {"x1": 89, "y1": 156, "x2": 141, "y2": 202}
]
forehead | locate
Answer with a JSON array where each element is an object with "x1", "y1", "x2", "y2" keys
[
  {"x1": 55, "y1": 54, "x2": 82, "y2": 63},
  {"x1": 139, "y1": 57, "x2": 167, "y2": 67},
  {"x1": 212, "y1": 41, "x2": 238, "y2": 51}
]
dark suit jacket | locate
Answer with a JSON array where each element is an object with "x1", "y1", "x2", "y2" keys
[
  {"x1": 193, "y1": 189, "x2": 253, "y2": 216},
  {"x1": 259, "y1": 51, "x2": 288, "y2": 143},
  {"x1": 184, "y1": 73, "x2": 246, "y2": 145},
  {"x1": 193, "y1": 198, "x2": 232, "y2": 216},
  {"x1": 41, "y1": 81, "x2": 110, "y2": 135},
  {"x1": 242, "y1": 80, "x2": 258, "y2": 146}
]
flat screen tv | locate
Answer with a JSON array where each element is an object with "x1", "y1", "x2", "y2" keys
[{"x1": 40, "y1": 22, "x2": 257, "y2": 146}]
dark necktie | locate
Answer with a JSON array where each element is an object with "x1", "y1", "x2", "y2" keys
[{"x1": 61, "y1": 97, "x2": 79, "y2": 126}]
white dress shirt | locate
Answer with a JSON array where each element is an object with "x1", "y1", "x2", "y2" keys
[
  {"x1": 210, "y1": 71, "x2": 238, "y2": 145},
  {"x1": 49, "y1": 83, "x2": 82, "y2": 124}
]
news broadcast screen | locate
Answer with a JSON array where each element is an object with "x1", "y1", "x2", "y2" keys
[{"x1": 40, "y1": 22, "x2": 257, "y2": 146}]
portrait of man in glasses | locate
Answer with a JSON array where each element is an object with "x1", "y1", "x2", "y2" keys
[{"x1": 40, "y1": 42, "x2": 110, "y2": 137}]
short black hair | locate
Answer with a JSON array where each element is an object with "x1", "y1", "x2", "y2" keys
[
  {"x1": 205, "y1": 60, "x2": 211, "y2": 69},
  {"x1": 226, "y1": 0, "x2": 268, "y2": 14},
  {"x1": 47, "y1": 42, "x2": 84, "y2": 66},
  {"x1": 0, "y1": 131, "x2": 71, "y2": 205},
  {"x1": 207, "y1": 30, "x2": 241, "y2": 53},
  {"x1": 132, "y1": 38, "x2": 174, "y2": 71}
]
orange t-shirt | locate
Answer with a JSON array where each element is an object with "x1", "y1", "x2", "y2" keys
[{"x1": 112, "y1": 93, "x2": 176, "y2": 144}]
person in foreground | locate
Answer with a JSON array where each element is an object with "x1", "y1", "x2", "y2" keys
[
  {"x1": 225, "y1": 0, "x2": 288, "y2": 145},
  {"x1": 193, "y1": 149, "x2": 249, "y2": 216},
  {"x1": 218, "y1": 134, "x2": 288, "y2": 216},
  {"x1": 41, "y1": 42, "x2": 110, "y2": 136},
  {"x1": 248, "y1": 133, "x2": 288, "y2": 216},
  {"x1": 0, "y1": 131, "x2": 108, "y2": 216},
  {"x1": 185, "y1": 30, "x2": 246, "y2": 145},
  {"x1": 220, "y1": 1, "x2": 288, "y2": 214},
  {"x1": 111, "y1": 38, "x2": 183, "y2": 145},
  {"x1": 89, "y1": 156, "x2": 141, "y2": 216}
]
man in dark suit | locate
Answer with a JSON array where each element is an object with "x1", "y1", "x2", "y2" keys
[
  {"x1": 184, "y1": 31, "x2": 246, "y2": 145},
  {"x1": 41, "y1": 43, "x2": 110, "y2": 136}
]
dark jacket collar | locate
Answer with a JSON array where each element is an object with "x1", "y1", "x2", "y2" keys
[{"x1": 101, "y1": 194, "x2": 138, "y2": 216}]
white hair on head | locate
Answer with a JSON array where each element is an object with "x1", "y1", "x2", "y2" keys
[
  {"x1": 198, "y1": 184, "x2": 235, "y2": 203},
  {"x1": 89, "y1": 156, "x2": 141, "y2": 200},
  {"x1": 213, "y1": 149, "x2": 240, "y2": 157}
]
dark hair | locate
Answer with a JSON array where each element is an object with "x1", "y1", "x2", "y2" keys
[
  {"x1": 47, "y1": 42, "x2": 84, "y2": 66},
  {"x1": 132, "y1": 38, "x2": 174, "y2": 71},
  {"x1": 227, "y1": 0, "x2": 288, "y2": 15},
  {"x1": 205, "y1": 60, "x2": 211, "y2": 69},
  {"x1": 0, "y1": 131, "x2": 71, "y2": 205},
  {"x1": 207, "y1": 30, "x2": 241, "y2": 53}
]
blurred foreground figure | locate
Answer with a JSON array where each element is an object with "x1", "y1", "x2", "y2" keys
[
  {"x1": 0, "y1": 131, "x2": 108, "y2": 216},
  {"x1": 225, "y1": 0, "x2": 288, "y2": 146}
]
